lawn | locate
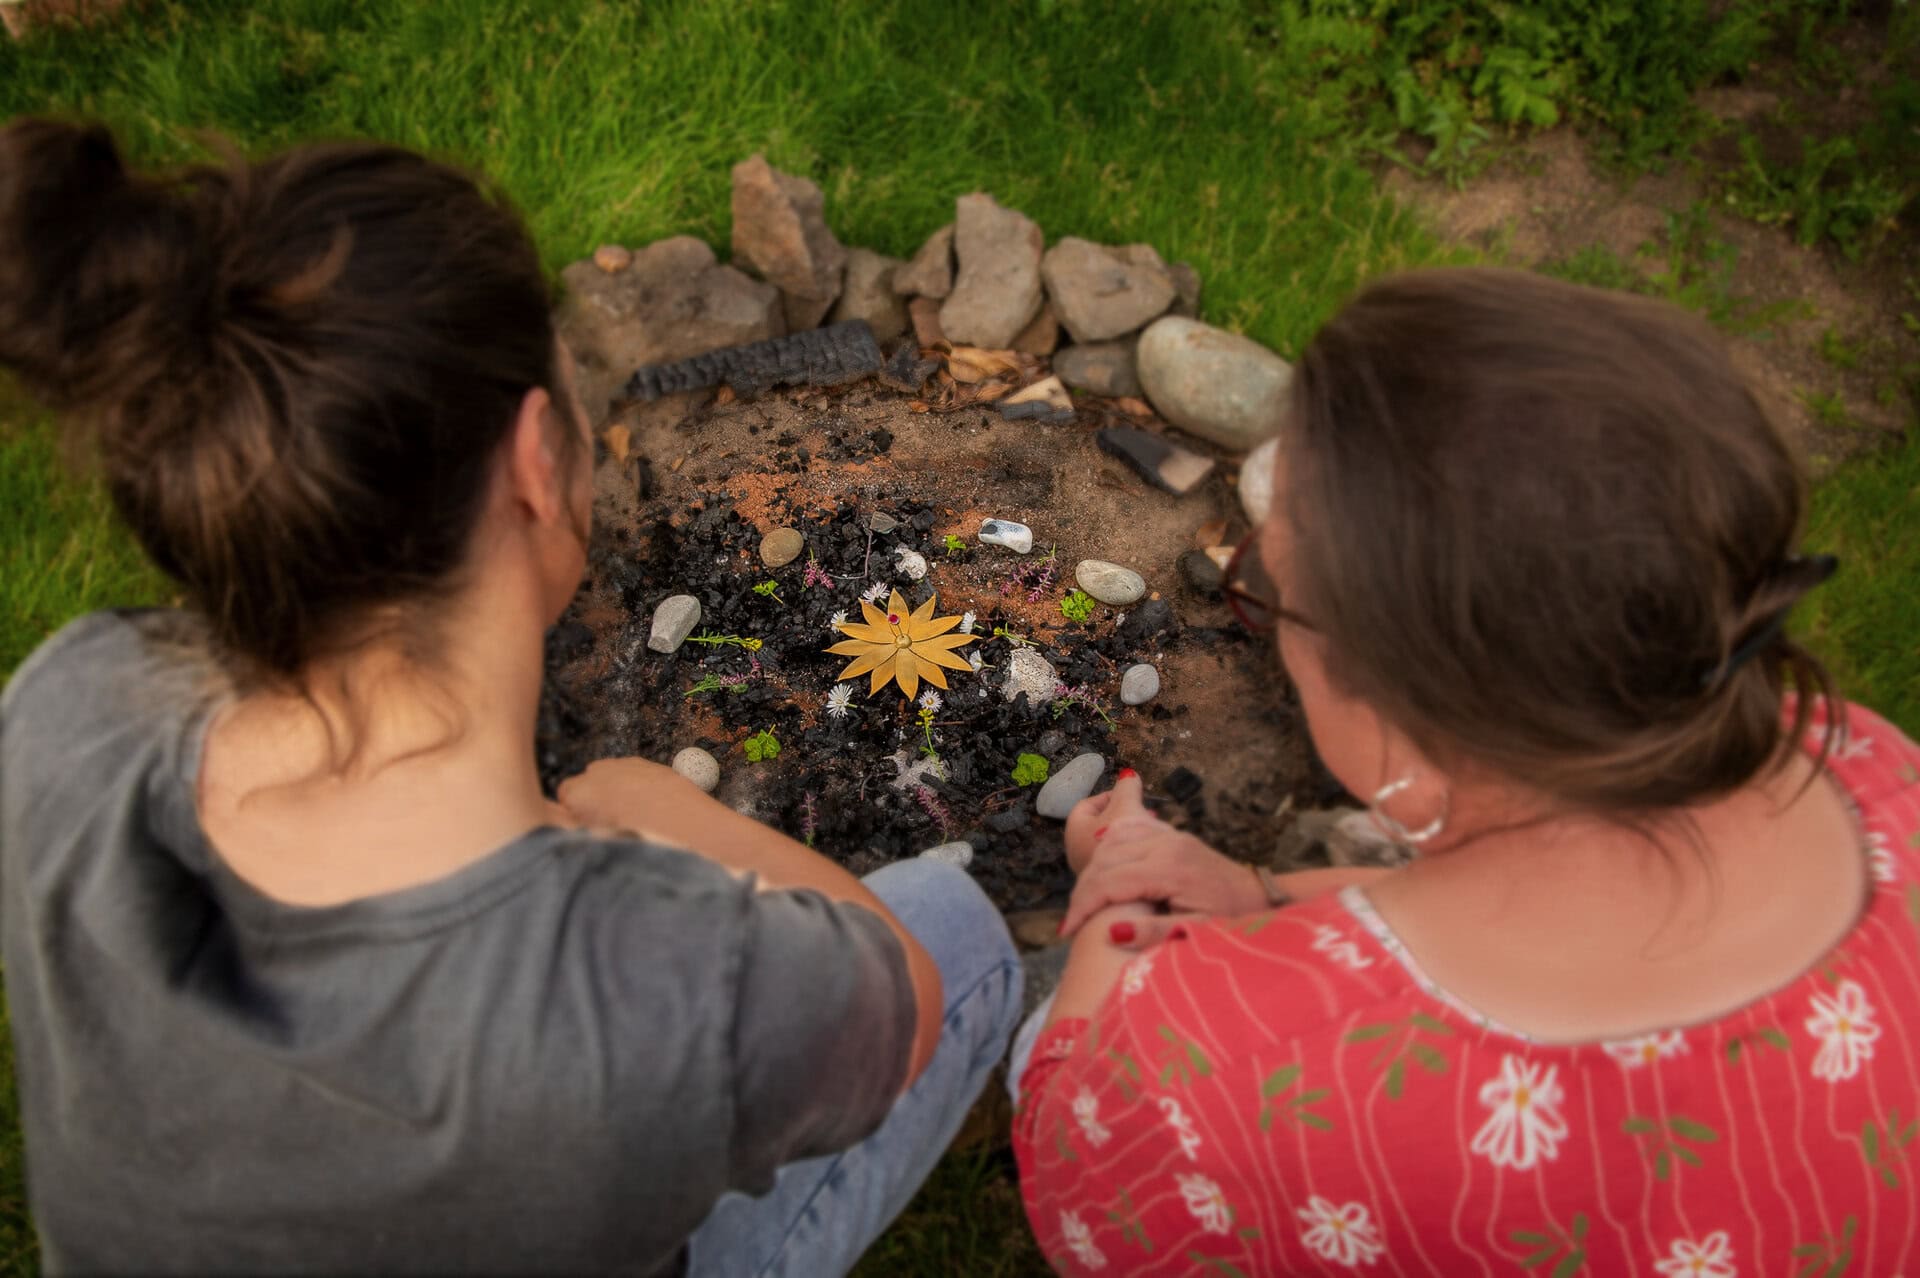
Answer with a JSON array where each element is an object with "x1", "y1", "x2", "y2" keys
[{"x1": 0, "y1": 2, "x2": 1914, "y2": 1274}]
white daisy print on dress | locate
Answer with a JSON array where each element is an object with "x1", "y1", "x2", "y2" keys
[
  {"x1": 1156, "y1": 1095, "x2": 1203, "y2": 1161},
  {"x1": 1311, "y1": 924, "x2": 1375, "y2": 971},
  {"x1": 1059, "y1": 1210, "x2": 1106, "y2": 1271},
  {"x1": 1120, "y1": 951, "x2": 1154, "y2": 999},
  {"x1": 1866, "y1": 832, "x2": 1896, "y2": 885},
  {"x1": 1071, "y1": 1086, "x2": 1111, "y2": 1148},
  {"x1": 1296, "y1": 1196, "x2": 1386, "y2": 1268},
  {"x1": 1806, "y1": 978, "x2": 1881, "y2": 1081},
  {"x1": 1653, "y1": 1229, "x2": 1735, "y2": 1277},
  {"x1": 1470, "y1": 1054, "x2": 1569, "y2": 1170},
  {"x1": 1602, "y1": 1030, "x2": 1687, "y2": 1068},
  {"x1": 1176, "y1": 1173, "x2": 1233, "y2": 1235}
]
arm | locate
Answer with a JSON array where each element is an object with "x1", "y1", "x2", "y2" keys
[{"x1": 558, "y1": 756, "x2": 944, "y2": 1085}]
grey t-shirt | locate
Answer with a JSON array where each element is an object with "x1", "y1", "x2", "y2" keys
[{"x1": 0, "y1": 611, "x2": 915, "y2": 1275}]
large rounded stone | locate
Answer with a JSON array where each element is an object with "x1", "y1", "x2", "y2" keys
[
  {"x1": 1137, "y1": 316, "x2": 1292, "y2": 450},
  {"x1": 648, "y1": 595, "x2": 702, "y2": 654},
  {"x1": 1120, "y1": 663, "x2": 1161, "y2": 706},
  {"x1": 1040, "y1": 237, "x2": 1176, "y2": 343},
  {"x1": 1054, "y1": 339, "x2": 1141, "y2": 397},
  {"x1": 760, "y1": 527, "x2": 804, "y2": 568},
  {"x1": 671, "y1": 747, "x2": 720, "y2": 793},
  {"x1": 1239, "y1": 436, "x2": 1279, "y2": 526},
  {"x1": 1074, "y1": 559, "x2": 1146, "y2": 606},
  {"x1": 919, "y1": 841, "x2": 975, "y2": 869},
  {"x1": 1036, "y1": 752, "x2": 1107, "y2": 820}
]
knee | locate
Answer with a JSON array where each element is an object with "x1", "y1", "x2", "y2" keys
[{"x1": 865, "y1": 858, "x2": 1019, "y2": 1002}]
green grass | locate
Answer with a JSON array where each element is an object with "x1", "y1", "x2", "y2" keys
[{"x1": 0, "y1": 2, "x2": 1915, "y2": 1276}]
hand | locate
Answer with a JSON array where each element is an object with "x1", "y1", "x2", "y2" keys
[
  {"x1": 1062, "y1": 822, "x2": 1269, "y2": 938},
  {"x1": 556, "y1": 756, "x2": 701, "y2": 832},
  {"x1": 1064, "y1": 769, "x2": 1161, "y2": 873}
]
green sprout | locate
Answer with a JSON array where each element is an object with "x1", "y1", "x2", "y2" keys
[
  {"x1": 743, "y1": 728, "x2": 782, "y2": 762},
  {"x1": 685, "y1": 630, "x2": 763, "y2": 651},
  {"x1": 1059, "y1": 589, "x2": 1097, "y2": 623},
  {"x1": 917, "y1": 704, "x2": 941, "y2": 766},
  {"x1": 683, "y1": 673, "x2": 750, "y2": 699},
  {"x1": 991, "y1": 623, "x2": 1034, "y2": 648},
  {"x1": 1012, "y1": 753, "x2": 1051, "y2": 786},
  {"x1": 942, "y1": 533, "x2": 968, "y2": 556},
  {"x1": 752, "y1": 580, "x2": 786, "y2": 606}
]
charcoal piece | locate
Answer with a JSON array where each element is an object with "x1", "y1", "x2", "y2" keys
[
  {"x1": 624, "y1": 320, "x2": 883, "y2": 402},
  {"x1": 1163, "y1": 766, "x2": 1203, "y2": 803},
  {"x1": 998, "y1": 400, "x2": 1075, "y2": 423},
  {"x1": 986, "y1": 799, "x2": 1031, "y2": 833},
  {"x1": 1096, "y1": 426, "x2": 1215, "y2": 495},
  {"x1": 879, "y1": 340, "x2": 941, "y2": 394},
  {"x1": 1119, "y1": 597, "x2": 1176, "y2": 644}
]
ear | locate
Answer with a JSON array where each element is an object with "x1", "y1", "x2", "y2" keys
[{"x1": 506, "y1": 385, "x2": 564, "y2": 526}]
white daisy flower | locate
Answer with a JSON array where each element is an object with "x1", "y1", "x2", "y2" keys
[
  {"x1": 824, "y1": 684, "x2": 856, "y2": 720},
  {"x1": 960, "y1": 610, "x2": 977, "y2": 634},
  {"x1": 1120, "y1": 951, "x2": 1154, "y2": 999},
  {"x1": 860, "y1": 581, "x2": 890, "y2": 604},
  {"x1": 968, "y1": 651, "x2": 984, "y2": 673},
  {"x1": 1071, "y1": 1087, "x2": 1111, "y2": 1148},
  {"x1": 1866, "y1": 832, "x2": 1896, "y2": 884},
  {"x1": 1806, "y1": 978, "x2": 1881, "y2": 1081},
  {"x1": 918, "y1": 689, "x2": 942, "y2": 713},
  {"x1": 1059, "y1": 1210, "x2": 1105, "y2": 1271},
  {"x1": 1297, "y1": 1197, "x2": 1386, "y2": 1268},
  {"x1": 828, "y1": 609, "x2": 848, "y2": 633},
  {"x1": 1653, "y1": 1230, "x2": 1735, "y2": 1278},
  {"x1": 1470, "y1": 1055, "x2": 1569, "y2": 1171},
  {"x1": 1155, "y1": 1095, "x2": 1202, "y2": 1161},
  {"x1": 1175, "y1": 1173, "x2": 1233, "y2": 1235},
  {"x1": 1602, "y1": 1030, "x2": 1687, "y2": 1069}
]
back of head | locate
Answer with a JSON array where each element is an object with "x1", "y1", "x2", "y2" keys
[
  {"x1": 0, "y1": 119, "x2": 563, "y2": 681},
  {"x1": 1286, "y1": 266, "x2": 1836, "y2": 816}
]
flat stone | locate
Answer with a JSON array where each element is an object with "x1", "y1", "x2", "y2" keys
[
  {"x1": 919, "y1": 840, "x2": 975, "y2": 869},
  {"x1": 1003, "y1": 375, "x2": 1071, "y2": 412},
  {"x1": 730, "y1": 153, "x2": 845, "y2": 310},
  {"x1": 1137, "y1": 316, "x2": 1292, "y2": 450},
  {"x1": 894, "y1": 547, "x2": 928, "y2": 580},
  {"x1": 1075, "y1": 559, "x2": 1146, "y2": 606},
  {"x1": 648, "y1": 594, "x2": 702, "y2": 653},
  {"x1": 760, "y1": 527, "x2": 804, "y2": 568},
  {"x1": 1178, "y1": 548, "x2": 1224, "y2": 596},
  {"x1": 557, "y1": 238, "x2": 783, "y2": 424},
  {"x1": 1095, "y1": 426, "x2": 1215, "y2": 496},
  {"x1": 671, "y1": 747, "x2": 720, "y2": 793},
  {"x1": 1006, "y1": 908, "x2": 1067, "y2": 950},
  {"x1": 867, "y1": 511, "x2": 901, "y2": 534},
  {"x1": 1118, "y1": 597, "x2": 1175, "y2": 644},
  {"x1": 1036, "y1": 752, "x2": 1106, "y2": 820},
  {"x1": 1011, "y1": 302, "x2": 1060, "y2": 356},
  {"x1": 908, "y1": 296, "x2": 946, "y2": 348},
  {"x1": 829, "y1": 247, "x2": 908, "y2": 344},
  {"x1": 979, "y1": 519, "x2": 1034, "y2": 554},
  {"x1": 1003, "y1": 647, "x2": 1060, "y2": 704},
  {"x1": 893, "y1": 223, "x2": 955, "y2": 299},
  {"x1": 998, "y1": 399, "x2": 1074, "y2": 424},
  {"x1": 1239, "y1": 436, "x2": 1278, "y2": 526},
  {"x1": 1041, "y1": 237, "x2": 1177, "y2": 343},
  {"x1": 940, "y1": 193, "x2": 1044, "y2": 348},
  {"x1": 592, "y1": 244, "x2": 631, "y2": 273},
  {"x1": 1120, "y1": 663, "x2": 1161, "y2": 706},
  {"x1": 1054, "y1": 339, "x2": 1141, "y2": 397}
]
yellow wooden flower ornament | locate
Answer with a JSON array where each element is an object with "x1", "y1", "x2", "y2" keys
[{"x1": 825, "y1": 590, "x2": 978, "y2": 701}]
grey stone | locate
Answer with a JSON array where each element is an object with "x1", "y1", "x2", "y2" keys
[
  {"x1": 893, "y1": 223, "x2": 955, "y2": 299},
  {"x1": 648, "y1": 594, "x2": 702, "y2": 653},
  {"x1": 782, "y1": 287, "x2": 838, "y2": 333},
  {"x1": 919, "y1": 841, "x2": 975, "y2": 869},
  {"x1": 1074, "y1": 559, "x2": 1146, "y2": 606},
  {"x1": 1041, "y1": 237, "x2": 1177, "y2": 343},
  {"x1": 671, "y1": 747, "x2": 720, "y2": 793},
  {"x1": 940, "y1": 193, "x2": 1044, "y2": 348},
  {"x1": 1120, "y1": 663, "x2": 1161, "y2": 706},
  {"x1": 1170, "y1": 262, "x2": 1202, "y2": 317},
  {"x1": 730, "y1": 153, "x2": 846, "y2": 311},
  {"x1": 1239, "y1": 436, "x2": 1278, "y2": 526},
  {"x1": 1003, "y1": 647, "x2": 1060, "y2": 704},
  {"x1": 1095, "y1": 426, "x2": 1215, "y2": 496},
  {"x1": 867, "y1": 511, "x2": 901, "y2": 534},
  {"x1": 1137, "y1": 316, "x2": 1292, "y2": 450},
  {"x1": 829, "y1": 247, "x2": 908, "y2": 344},
  {"x1": 1178, "y1": 548, "x2": 1224, "y2": 596},
  {"x1": 1011, "y1": 302, "x2": 1061, "y2": 356},
  {"x1": 1118, "y1": 597, "x2": 1175, "y2": 644},
  {"x1": 1036, "y1": 752, "x2": 1107, "y2": 820},
  {"x1": 557, "y1": 238, "x2": 783, "y2": 424},
  {"x1": 979, "y1": 519, "x2": 1034, "y2": 554},
  {"x1": 760, "y1": 527, "x2": 804, "y2": 568},
  {"x1": 1054, "y1": 339, "x2": 1141, "y2": 397}
]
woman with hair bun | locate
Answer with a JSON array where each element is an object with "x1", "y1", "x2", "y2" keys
[
  {"x1": 1015, "y1": 268, "x2": 1918, "y2": 1273},
  {"x1": 0, "y1": 118, "x2": 1019, "y2": 1276}
]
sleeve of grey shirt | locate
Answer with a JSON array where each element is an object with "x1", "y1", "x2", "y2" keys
[{"x1": 723, "y1": 884, "x2": 918, "y2": 1192}]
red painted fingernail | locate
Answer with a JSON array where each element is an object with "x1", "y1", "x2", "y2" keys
[
  {"x1": 1095, "y1": 826, "x2": 1110, "y2": 839},
  {"x1": 1108, "y1": 921, "x2": 1136, "y2": 944},
  {"x1": 1118, "y1": 767, "x2": 1137, "y2": 780},
  {"x1": 1169, "y1": 925, "x2": 1189, "y2": 940}
]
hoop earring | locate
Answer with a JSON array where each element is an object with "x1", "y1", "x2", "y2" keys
[{"x1": 1369, "y1": 775, "x2": 1449, "y2": 846}]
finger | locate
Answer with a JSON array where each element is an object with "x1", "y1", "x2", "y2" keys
[
  {"x1": 1103, "y1": 912, "x2": 1204, "y2": 951},
  {"x1": 1098, "y1": 768, "x2": 1149, "y2": 822},
  {"x1": 1062, "y1": 861, "x2": 1162, "y2": 938}
]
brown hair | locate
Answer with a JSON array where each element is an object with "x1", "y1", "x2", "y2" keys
[
  {"x1": 1286, "y1": 267, "x2": 1838, "y2": 815},
  {"x1": 0, "y1": 118, "x2": 576, "y2": 682}
]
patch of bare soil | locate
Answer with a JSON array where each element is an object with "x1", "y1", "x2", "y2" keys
[
  {"x1": 1384, "y1": 78, "x2": 1915, "y2": 472},
  {"x1": 536, "y1": 380, "x2": 1336, "y2": 912}
]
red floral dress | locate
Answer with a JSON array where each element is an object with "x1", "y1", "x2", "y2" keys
[{"x1": 1015, "y1": 703, "x2": 1920, "y2": 1276}]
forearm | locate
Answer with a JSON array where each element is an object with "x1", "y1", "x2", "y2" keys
[{"x1": 1044, "y1": 902, "x2": 1159, "y2": 1029}]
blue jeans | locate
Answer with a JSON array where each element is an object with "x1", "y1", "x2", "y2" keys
[{"x1": 685, "y1": 858, "x2": 1023, "y2": 1278}]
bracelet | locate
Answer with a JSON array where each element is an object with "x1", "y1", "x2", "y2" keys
[{"x1": 1250, "y1": 863, "x2": 1292, "y2": 910}]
